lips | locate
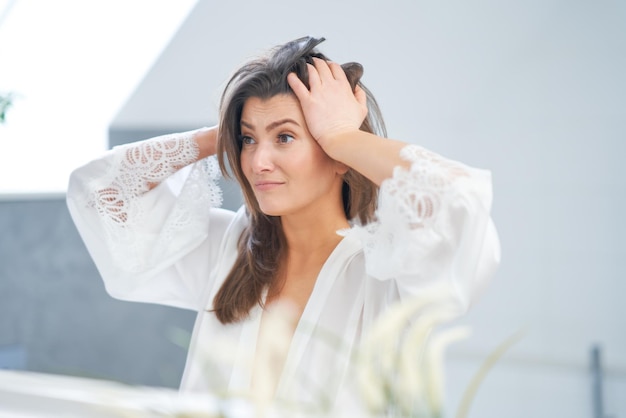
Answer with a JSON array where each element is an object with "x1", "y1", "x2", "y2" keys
[{"x1": 254, "y1": 181, "x2": 285, "y2": 191}]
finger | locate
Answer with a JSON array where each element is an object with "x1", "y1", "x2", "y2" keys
[
  {"x1": 328, "y1": 61, "x2": 348, "y2": 83},
  {"x1": 306, "y1": 62, "x2": 321, "y2": 90},
  {"x1": 312, "y1": 57, "x2": 334, "y2": 82},
  {"x1": 287, "y1": 72, "x2": 310, "y2": 100}
]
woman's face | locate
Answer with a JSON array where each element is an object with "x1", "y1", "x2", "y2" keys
[{"x1": 239, "y1": 94, "x2": 347, "y2": 218}]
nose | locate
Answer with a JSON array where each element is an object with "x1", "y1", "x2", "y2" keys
[{"x1": 249, "y1": 141, "x2": 275, "y2": 174}]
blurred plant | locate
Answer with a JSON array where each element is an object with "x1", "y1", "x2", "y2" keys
[
  {"x1": 354, "y1": 286, "x2": 524, "y2": 418},
  {"x1": 1, "y1": 0, "x2": 18, "y2": 125},
  {"x1": 353, "y1": 285, "x2": 470, "y2": 417},
  {"x1": 77, "y1": 286, "x2": 521, "y2": 417},
  {"x1": 178, "y1": 284, "x2": 520, "y2": 417},
  {"x1": 0, "y1": 92, "x2": 14, "y2": 124},
  {"x1": 455, "y1": 329, "x2": 525, "y2": 418}
]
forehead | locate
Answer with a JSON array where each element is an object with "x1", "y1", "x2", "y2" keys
[{"x1": 240, "y1": 94, "x2": 303, "y2": 125}]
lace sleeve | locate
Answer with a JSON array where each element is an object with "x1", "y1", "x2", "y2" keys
[
  {"x1": 347, "y1": 144, "x2": 500, "y2": 311},
  {"x1": 379, "y1": 145, "x2": 474, "y2": 229},
  {"x1": 68, "y1": 131, "x2": 223, "y2": 276},
  {"x1": 93, "y1": 131, "x2": 211, "y2": 224}
]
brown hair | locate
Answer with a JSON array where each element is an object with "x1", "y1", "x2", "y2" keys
[{"x1": 213, "y1": 36, "x2": 387, "y2": 324}]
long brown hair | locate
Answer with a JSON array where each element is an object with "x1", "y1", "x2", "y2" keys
[{"x1": 213, "y1": 36, "x2": 387, "y2": 324}]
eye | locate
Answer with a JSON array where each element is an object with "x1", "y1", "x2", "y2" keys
[
  {"x1": 277, "y1": 134, "x2": 295, "y2": 144},
  {"x1": 239, "y1": 135, "x2": 256, "y2": 146}
]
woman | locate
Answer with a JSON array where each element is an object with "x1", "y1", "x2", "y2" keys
[{"x1": 67, "y1": 36, "x2": 500, "y2": 408}]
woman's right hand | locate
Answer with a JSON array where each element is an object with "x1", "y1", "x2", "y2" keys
[{"x1": 287, "y1": 58, "x2": 367, "y2": 153}]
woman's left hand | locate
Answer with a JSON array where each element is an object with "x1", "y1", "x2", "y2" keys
[{"x1": 287, "y1": 58, "x2": 368, "y2": 152}]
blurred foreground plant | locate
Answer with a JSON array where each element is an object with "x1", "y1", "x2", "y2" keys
[
  {"x1": 0, "y1": 92, "x2": 14, "y2": 124},
  {"x1": 90, "y1": 285, "x2": 520, "y2": 417},
  {"x1": 353, "y1": 285, "x2": 524, "y2": 417},
  {"x1": 354, "y1": 285, "x2": 470, "y2": 417}
]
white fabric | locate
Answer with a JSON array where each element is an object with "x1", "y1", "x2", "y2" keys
[{"x1": 66, "y1": 131, "x2": 500, "y2": 406}]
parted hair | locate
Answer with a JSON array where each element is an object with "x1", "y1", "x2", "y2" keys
[{"x1": 213, "y1": 36, "x2": 387, "y2": 324}]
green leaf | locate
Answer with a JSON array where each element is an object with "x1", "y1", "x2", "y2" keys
[{"x1": 0, "y1": 92, "x2": 14, "y2": 124}]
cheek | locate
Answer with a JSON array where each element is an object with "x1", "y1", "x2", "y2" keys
[
  {"x1": 298, "y1": 144, "x2": 333, "y2": 172},
  {"x1": 239, "y1": 152, "x2": 252, "y2": 178},
  {"x1": 313, "y1": 153, "x2": 340, "y2": 177}
]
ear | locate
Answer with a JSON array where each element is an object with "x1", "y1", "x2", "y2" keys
[{"x1": 334, "y1": 161, "x2": 349, "y2": 175}]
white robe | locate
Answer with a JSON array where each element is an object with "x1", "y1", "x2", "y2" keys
[{"x1": 66, "y1": 130, "x2": 500, "y2": 407}]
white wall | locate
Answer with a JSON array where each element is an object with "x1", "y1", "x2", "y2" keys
[
  {"x1": 0, "y1": 1, "x2": 197, "y2": 193},
  {"x1": 112, "y1": 0, "x2": 626, "y2": 416}
]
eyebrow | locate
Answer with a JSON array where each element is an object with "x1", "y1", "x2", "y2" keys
[{"x1": 240, "y1": 118, "x2": 301, "y2": 133}]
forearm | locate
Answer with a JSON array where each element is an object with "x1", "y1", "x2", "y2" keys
[
  {"x1": 68, "y1": 126, "x2": 223, "y2": 228},
  {"x1": 121, "y1": 126, "x2": 217, "y2": 192},
  {"x1": 321, "y1": 129, "x2": 410, "y2": 186},
  {"x1": 69, "y1": 127, "x2": 219, "y2": 220},
  {"x1": 194, "y1": 126, "x2": 218, "y2": 160}
]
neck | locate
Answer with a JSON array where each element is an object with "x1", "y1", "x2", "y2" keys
[{"x1": 280, "y1": 203, "x2": 349, "y2": 256}]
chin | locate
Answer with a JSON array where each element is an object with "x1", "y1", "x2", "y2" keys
[
  {"x1": 259, "y1": 209, "x2": 281, "y2": 217},
  {"x1": 257, "y1": 204, "x2": 284, "y2": 217}
]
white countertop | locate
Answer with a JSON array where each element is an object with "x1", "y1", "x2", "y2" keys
[{"x1": 0, "y1": 369, "x2": 252, "y2": 417}]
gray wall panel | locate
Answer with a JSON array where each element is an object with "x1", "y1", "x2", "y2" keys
[{"x1": 0, "y1": 197, "x2": 195, "y2": 388}]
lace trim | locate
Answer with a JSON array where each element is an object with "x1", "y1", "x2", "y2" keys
[
  {"x1": 381, "y1": 144, "x2": 469, "y2": 229},
  {"x1": 343, "y1": 144, "x2": 472, "y2": 280},
  {"x1": 84, "y1": 131, "x2": 222, "y2": 273},
  {"x1": 91, "y1": 132, "x2": 203, "y2": 225},
  {"x1": 154, "y1": 156, "x2": 223, "y2": 252}
]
